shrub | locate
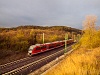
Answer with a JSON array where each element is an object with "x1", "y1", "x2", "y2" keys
[{"x1": 75, "y1": 15, "x2": 100, "y2": 49}]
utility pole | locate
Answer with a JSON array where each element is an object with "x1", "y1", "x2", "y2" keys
[
  {"x1": 34, "y1": 32, "x2": 37, "y2": 45},
  {"x1": 65, "y1": 34, "x2": 68, "y2": 54},
  {"x1": 72, "y1": 32, "x2": 74, "y2": 40},
  {"x1": 77, "y1": 34, "x2": 80, "y2": 42},
  {"x1": 74, "y1": 35, "x2": 76, "y2": 42},
  {"x1": 43, "y1": 33, "x2": 44, "y2": 44}
]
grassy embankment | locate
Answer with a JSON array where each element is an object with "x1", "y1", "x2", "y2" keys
[
  {"x1": 44, "y1": 47, "x2": 100, "y2": 75},
  {"x1": 44, "y1": 16, "x2": 100, "y2": 75}
]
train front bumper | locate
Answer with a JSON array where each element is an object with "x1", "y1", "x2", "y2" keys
[{"x1": 28, "y1": 51, "x2": 32, "y2": 56}]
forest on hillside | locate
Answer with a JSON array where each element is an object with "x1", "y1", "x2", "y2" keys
[
  {"x1": 0, "y1": 26, "x2": 81, "y2": 61},
  {"x1": 0, "y1": 26, "x2": 81, "y2": 33},
  {"x1": 0, "y1": 26, "x2": 81, "y2": 50}
]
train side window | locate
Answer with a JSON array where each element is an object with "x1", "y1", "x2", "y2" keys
[
  {"x1": 62, "y1": 42, "x2": 65, "y2": 44},
  {"x1": 41, "y1": 46, "x2": 43, "y2": 49},
  {"x1": 57, "y1": 43, "x2": 60, "y2": 46},
  {"x1": 49, "y1": 45, "x2": 52, "y2": 48},
  {"x1": 43, "y1": 46, "x2": 46, "y2": 48},
  {"x1": 51, "y1": 44, "x2": 54, "y2": 48},
  {"x1": 41, "y1": 46, "x2": 46, "y2": 49}
]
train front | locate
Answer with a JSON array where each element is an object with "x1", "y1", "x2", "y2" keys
[{"x1": 28, "y1": 45, "x2": 35, "y2": 56}]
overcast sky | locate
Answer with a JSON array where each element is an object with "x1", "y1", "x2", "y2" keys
[{"x1": 0, "y1": 0, "x2": 100, "y2": 29}]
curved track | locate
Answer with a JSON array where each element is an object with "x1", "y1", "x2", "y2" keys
[{"x1": 0, "y1": 44, "x2": 74, "y2": 75}]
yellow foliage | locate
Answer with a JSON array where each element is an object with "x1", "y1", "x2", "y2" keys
[
  {"x1": 75, "y1": 15, "x2": 100, "y2": 49},
  {"x1": 79, "y1": 27, "x2": 100, "y2": 48},
  {"x1": 44, "y1": 47, "x2": 100, "y2": 75}
]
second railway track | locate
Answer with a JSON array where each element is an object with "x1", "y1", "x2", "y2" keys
[{"x1": 0, "y1": 44, "x2": 74, "y2": 75}]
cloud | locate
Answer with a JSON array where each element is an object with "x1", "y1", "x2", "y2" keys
[{"x1": 0, "y1": 0, "x2": 100, "y2": 29}]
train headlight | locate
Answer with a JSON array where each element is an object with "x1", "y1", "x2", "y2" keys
[{"x1": 28, "y1": 50, "x2": 32, "y2": 53}]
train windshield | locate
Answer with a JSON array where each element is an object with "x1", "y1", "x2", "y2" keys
[{"x1": 28, "y1": 45, "x2": 35, "y2": 51}]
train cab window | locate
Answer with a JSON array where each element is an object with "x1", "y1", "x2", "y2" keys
[{"x1": 36, "y1": 47, "x2": 41, "y2": 50}]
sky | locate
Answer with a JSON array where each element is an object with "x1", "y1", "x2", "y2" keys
[{"x1": 0, "y1": 0, "x2": 100, "y2": 29}]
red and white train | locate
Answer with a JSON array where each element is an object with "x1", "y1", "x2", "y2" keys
[{"x1": 28, "y1": 39, "x2": 74, "y2": 56}]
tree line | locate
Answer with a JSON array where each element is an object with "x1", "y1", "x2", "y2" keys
[{"x1": 0, "y1": 26, "x2": 81, "y2": 59}]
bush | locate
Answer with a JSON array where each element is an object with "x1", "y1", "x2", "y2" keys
[{"x1": 75, "y1": 15, "x2": 100, "y2": 49}]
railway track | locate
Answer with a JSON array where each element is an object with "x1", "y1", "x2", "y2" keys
[{"x1": 0, "y1": 44, "x2": 74, "y2": 75}]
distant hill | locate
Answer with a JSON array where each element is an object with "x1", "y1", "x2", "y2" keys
[{"x1": 0, "y1": 25, "x2": 81, "y2": 34}]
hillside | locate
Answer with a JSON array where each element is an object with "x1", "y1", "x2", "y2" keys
[
  {"x1": 0, "y1": 25, "x2": 81, "y2": 34},
  {"x1": 0, "y1": 25, "x2": 81, "y2": 65}
]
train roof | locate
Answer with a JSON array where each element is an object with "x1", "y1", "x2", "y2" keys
[
  {"x1": 30, "y1": 44, "x2": 41, "y2": 48},
  {"x1": 45, "y1": 43, "x2": 51, "y2": 44},
  {"x1": 35, "y1": 44, "x2": 41, "y2": 46},
  {"x1": 55, "y1": 41, "x2": 60, "y2": 42},
  {"x1": 29, "y1": 39, "x2": 73, "y2": 47}
]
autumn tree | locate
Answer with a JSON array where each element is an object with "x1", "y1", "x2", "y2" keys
[{"x1": 79, "y1": 15, "x2": 100, "y2": 48}]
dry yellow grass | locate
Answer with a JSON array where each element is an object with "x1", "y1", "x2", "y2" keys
[{"x1": 44, "y1": 47, "x2": 100, "y2": 75}]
